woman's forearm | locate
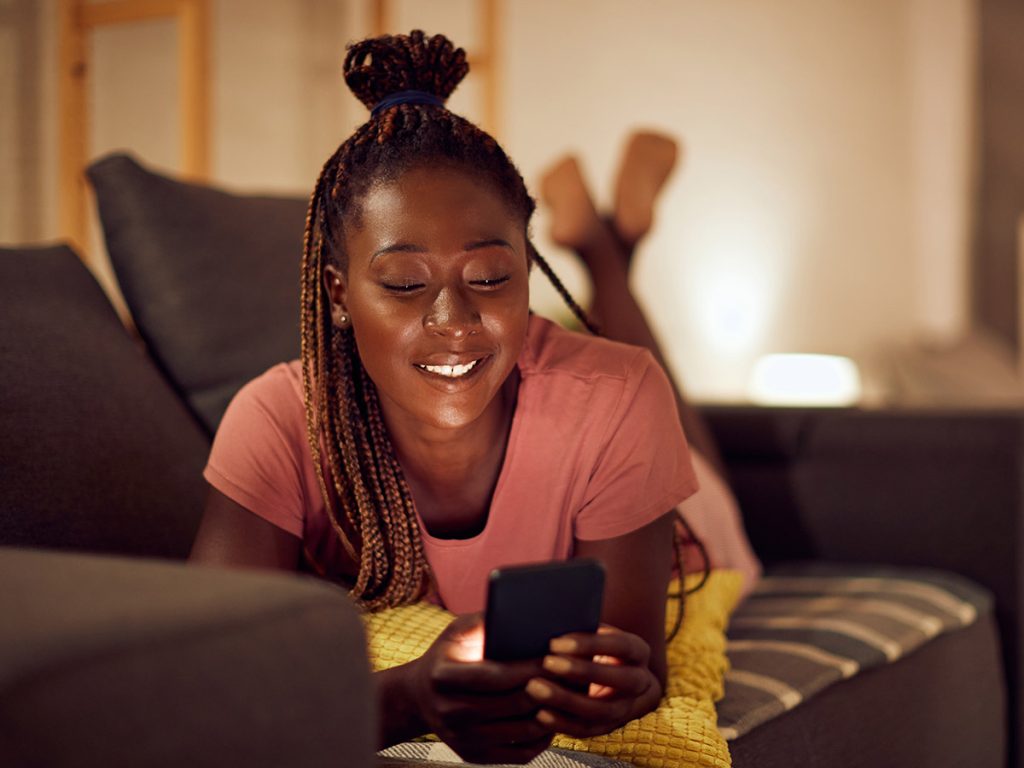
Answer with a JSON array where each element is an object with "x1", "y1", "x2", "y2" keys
[{"x1": 375, "y1": 662, "x2": 428, "y2": 749}]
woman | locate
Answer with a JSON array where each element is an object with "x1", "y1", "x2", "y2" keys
[{"x1": 190, "y1": 30, "x2": 753, "y2": 764}]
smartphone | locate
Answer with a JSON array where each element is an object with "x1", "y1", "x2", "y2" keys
[{"x1": 483, "y1": 558, "x2": 605, "y2": 661}]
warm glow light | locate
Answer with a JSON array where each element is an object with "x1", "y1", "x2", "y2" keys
[
  {"x1": 701, "y1": 276, "x2": 762, "y2": 353},
  {"x1": 748, "y1": 354, "x2": 861, "y2": 406},
  {"x1": 448, "y1": 624, "x2": 485, "y2": 662}
]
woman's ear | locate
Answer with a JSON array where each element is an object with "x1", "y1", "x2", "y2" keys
[{"x1": 323, "y1": 265, "x2": 351, "y2": 329}]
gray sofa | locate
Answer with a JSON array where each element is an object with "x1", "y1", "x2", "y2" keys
[
  {"x1": 0, "y1": 153, "x2": 1018, "y2": 767},
  {"x1": 708, "y1": 406, "x2": 1014, "y2": 766},
  {"x1": 0, "y1": 244, "x2": 376, "y2": 768}
]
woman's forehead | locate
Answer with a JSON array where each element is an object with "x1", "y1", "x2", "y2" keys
[
  {"x1": 351, "y1": 166, "x2": 526, "y2": 240},
  {"x1": 366, "y1": 165, "x2": 513, "y2": 210}
]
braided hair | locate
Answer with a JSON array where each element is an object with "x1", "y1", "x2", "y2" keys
[{"x1": 301, "y1": 30, "x2": 698, "y2": 625}]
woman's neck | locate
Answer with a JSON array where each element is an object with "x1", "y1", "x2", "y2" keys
[{"x1": 382, "y1": 369, "x2": 520, "y2": 531}]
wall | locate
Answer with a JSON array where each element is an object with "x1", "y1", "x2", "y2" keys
[
  {"x1": 975, "y1": 0, "x2": 1024, "y2": 355},
  {"x1": 1, "y1": 0, "x2": 978, "y2": 402},
  {"x1": 501, "y1": 0, "x2": 974, "y2": 399}
]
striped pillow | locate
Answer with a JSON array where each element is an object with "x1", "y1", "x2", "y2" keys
[{"x1": 718, "y1": 563, "x2": 990, "y2": 740}]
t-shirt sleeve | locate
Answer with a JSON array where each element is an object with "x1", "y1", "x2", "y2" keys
[
  {"x1": 574, "y1": 351, "x2": 699, "y2": 541},
  {"x1": 203, "y1": 367, "x2": 307, "y2": 539}
]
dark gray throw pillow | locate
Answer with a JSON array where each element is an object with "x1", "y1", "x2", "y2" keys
[
  {"x1": 87, "y1": 153, "x2": 307, "y2": 434},
  {"x1": 0, "y1": 245, "x2": 209, "y2": 558}
]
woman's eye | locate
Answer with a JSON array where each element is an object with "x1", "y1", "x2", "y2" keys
[
  {"x1": 470, "y1": 275, "x2": 511, "y2": 289},
  {"x1": 381, "y1": 282, "x2": 425, "y2": 293}
]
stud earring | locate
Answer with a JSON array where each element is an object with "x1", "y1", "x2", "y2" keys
[{"x1": 338, "y1": 312, "x2": 350, "y2": 327}]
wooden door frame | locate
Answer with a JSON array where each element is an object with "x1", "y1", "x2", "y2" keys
[{"x1": 57, "y1": 0, "x2": 209, "y2": 256}]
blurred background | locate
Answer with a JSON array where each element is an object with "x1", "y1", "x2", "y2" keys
[{"x1": 3, "y1": 0, "x2": 1023, "y2": 406}]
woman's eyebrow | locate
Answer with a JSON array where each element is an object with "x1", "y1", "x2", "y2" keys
[
  {"x1": 370, "y1": 238, "x2": 513, "y2": 263},
  {"x1": 371, "y1": 242, "x2": 425, "y2": 262},
  {"x1": 464, "y1": 238, "x2": 514, "y2": 251}
]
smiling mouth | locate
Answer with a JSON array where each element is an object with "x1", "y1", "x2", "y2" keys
[{"x1": 415, "y1": 357, "x2": 486, "y2": 379}]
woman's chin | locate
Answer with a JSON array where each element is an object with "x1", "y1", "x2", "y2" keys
[{"x1": 423, "y1": 400, "x2": 495, "y2": 431}]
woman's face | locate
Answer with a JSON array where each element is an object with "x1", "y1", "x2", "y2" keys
[{"x1": 326, "y1": 164, "x2": 531, "y2": 434}]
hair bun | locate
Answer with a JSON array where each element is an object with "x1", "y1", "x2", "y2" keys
[{"x1": 344, "y1": 30, "x2": 469, "y2": 112}]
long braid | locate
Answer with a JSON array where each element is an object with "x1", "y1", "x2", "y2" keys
[
  {"x1": 301, "y1": 150, "x2": 360, "y2": 565},
  {"x1": 529, "y1": 245, "x2": 601, "y2": 335},
  {"x1": 666, "y1": 512, "x2": 710, "y2": 640},
  {"x1": 300, "y1": 30, "x2": 704, "y2": 621}
]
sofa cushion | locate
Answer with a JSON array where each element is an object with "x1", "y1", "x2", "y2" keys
[
  {"x1": 0, "y1": 546, "x2": 374, "y2": 768},
  {"x1": 87, "y1": 153, "x2": 307, "y2": 434},
  {"x1": 722, "y1": 563, "x2": 1004, "y2": 766},
  {"x1": 729, "y1": 614, "x2": 1005, "y2": 768},
  {"x1": 0, "y1": 245, "x2": 208, "y2": 558}
]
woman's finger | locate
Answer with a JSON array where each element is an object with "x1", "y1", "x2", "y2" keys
[
  {"x1": 550, "y1": 628, "x2": 650, "y2": 666},
  {"x1": 434, "y1": 690, "x2": 542, "y2": 728},
  {"x1": 431, "y1": 657, "x2": 544, "y2": 693},
  {"x1": 540, "y1": 654, "x2": 652, "y2": 696},
  {"x1": 534, "y1": 707, "x2": 616, "y2": 740},
  {"x1": 524, "y1": 677, "x2": 633, "y2": 723}
]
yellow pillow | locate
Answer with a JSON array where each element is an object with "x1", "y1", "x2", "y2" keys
[{"x1": 364, "y1": 570, "x2": 742, "y2": 768}]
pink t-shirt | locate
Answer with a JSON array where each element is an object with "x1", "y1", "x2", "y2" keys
[{"x1": 204, "y1": 314, "x2": 698, "y2": 614}]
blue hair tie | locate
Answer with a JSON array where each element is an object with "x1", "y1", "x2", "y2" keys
[{"x1": 370, "y1": 90, "x2": 444, "y2": 118}]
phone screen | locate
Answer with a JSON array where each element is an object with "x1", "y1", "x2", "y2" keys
[{"x1": 483, "y1": 559, "x2": 605, "y2": 661}]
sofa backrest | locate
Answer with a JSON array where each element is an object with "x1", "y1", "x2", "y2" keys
[
  {"x1": 87, "y1": 153, "x2": 307, "y2": 434},
  {"x1": 0, "y1": 245, "x2": 209, "y2": 559}
]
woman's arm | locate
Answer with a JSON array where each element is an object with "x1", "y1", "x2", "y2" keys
[
  {"x1": 189, "y1": 486, "x2": 302, "y2": 570},
  {"x1": 576, "y1": 509, "x2": 675, "y2": 687},
  {"x1": 190, "y1": 488, "x2": 553, "y2": 761},
  {"x1": 523, "y1": 510, "x2": 676, "y2": 736}
]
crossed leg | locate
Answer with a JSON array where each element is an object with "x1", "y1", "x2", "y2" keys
[
  {"x1": 540, "y1": 133, "x2": 763, "y2": 595},
  {"x1": 540, "y1": 133, "x2": 724, "y2": 475}
]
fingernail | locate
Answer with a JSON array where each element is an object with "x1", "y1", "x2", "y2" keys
[
  {"x1": 543, "y1": 655, "x2": 572, "y2": 674},
  {"x1": 536, "y1": 709, "x2": 556, "y2": 725},
  {"x1": 526, "y1": 679, "x2": 553, "y2": 700},
  {"x1": 550, "y1": 637, "x2": 578, "y2": 654}
]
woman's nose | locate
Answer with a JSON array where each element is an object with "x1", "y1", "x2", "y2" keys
[{"x1": 423, "y1": 286, "x2": 481, "y2": 337}]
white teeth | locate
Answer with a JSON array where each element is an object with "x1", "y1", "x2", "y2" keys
[{"x1": 419, "y1": 359, "x2": 481, "y2": 378}]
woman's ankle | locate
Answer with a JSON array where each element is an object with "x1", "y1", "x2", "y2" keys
[{"x1": 576, "y1": 223, "x2": 631, "y2": 282}]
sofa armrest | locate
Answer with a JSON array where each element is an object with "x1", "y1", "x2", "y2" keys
[
  {"x1": 0, "y1": 547, "x2": 375, "y2": 768},
  {"x1": 703, "y1": 404, "x2": 1024, "y2": 765},
  {"x1": 703, "y1": 406, "x2": 1023, "y2": 579}
]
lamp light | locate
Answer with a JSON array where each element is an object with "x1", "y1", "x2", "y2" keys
[{"x1": 748, "y1": 354, "x2": 861, "y2": 406}]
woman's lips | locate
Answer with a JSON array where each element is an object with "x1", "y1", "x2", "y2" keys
[
  {"x1": 417, "y1": 359, "x2": 482, "y2": 378},
  {"x1": 413, "y1": 355, "x2": 491, "y2": 383}
]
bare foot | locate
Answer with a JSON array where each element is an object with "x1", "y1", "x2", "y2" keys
[
  {"x1": 540, "y1": 156, "x2": 604, "y2": 253},
  {"x1": 612, "y1": 131, "x2": 680, "y2": 251}
]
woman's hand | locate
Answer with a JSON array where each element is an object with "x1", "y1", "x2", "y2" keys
[
  {"x1": 403, "y1": 613, "x2": 555, "y2": 764},
  {"x1": 523, "y1": 625, "x2": 662, "y2": 738}
]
